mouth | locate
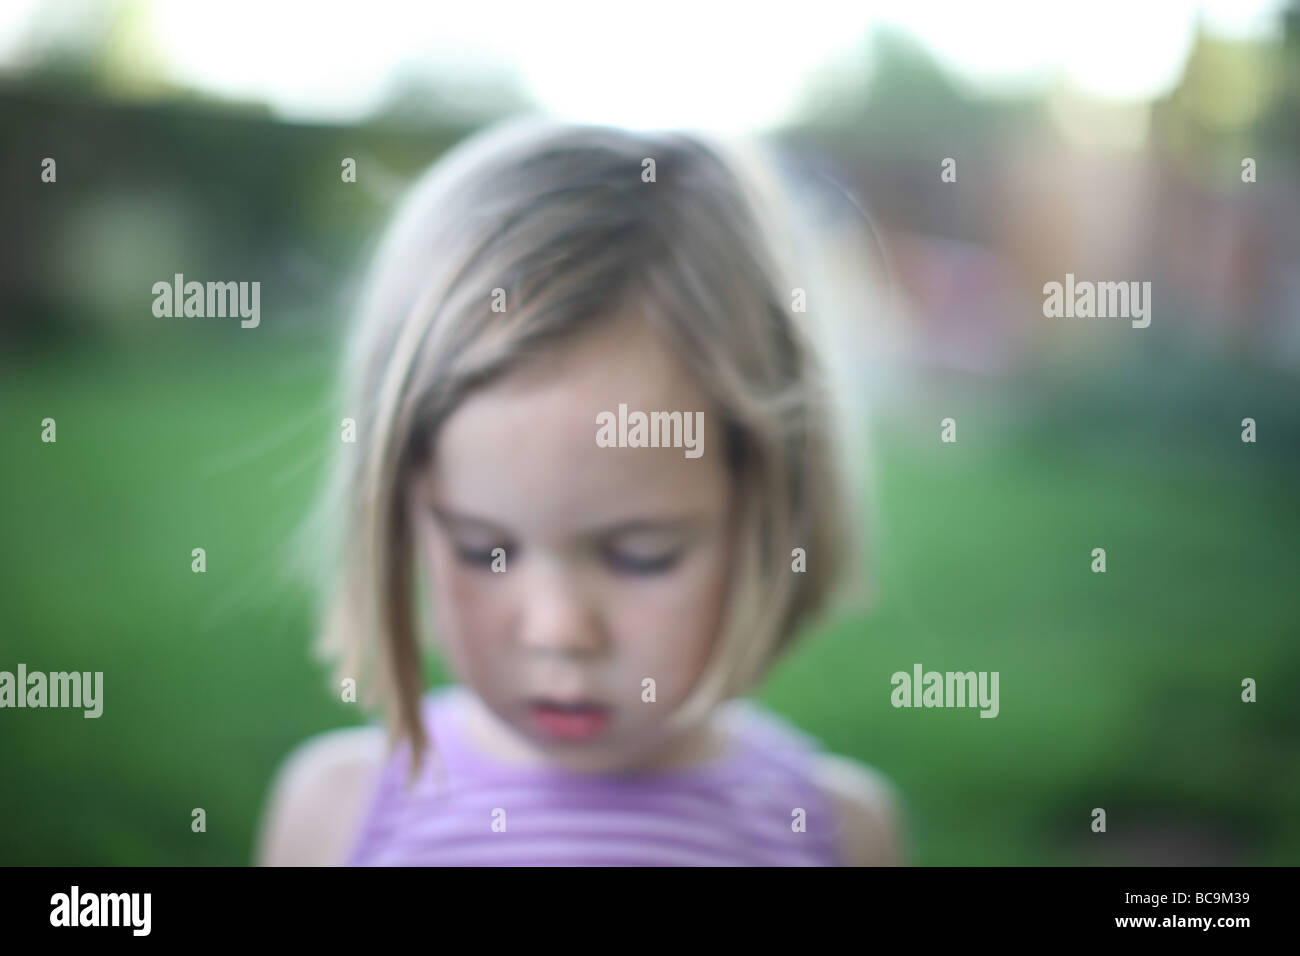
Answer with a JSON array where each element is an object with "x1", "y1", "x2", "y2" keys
[{"x1": 528, "y1": 698, "x2": 612, "y2": 741}]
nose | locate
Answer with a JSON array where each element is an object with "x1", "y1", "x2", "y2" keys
[{"x1": 515, "y1": 556, "x2": 604, "y2": 659}]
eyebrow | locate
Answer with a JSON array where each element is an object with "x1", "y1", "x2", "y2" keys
[{"x1": 428, "y1": 505, "x2": 706, "y2": 538}]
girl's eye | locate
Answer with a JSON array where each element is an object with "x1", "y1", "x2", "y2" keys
[
  {"x1": 454, "y1": 544, "x2": 507, "y2": 569},
  {"x1": 605, "y1": 549, "x2": 682, "y2": 575}
]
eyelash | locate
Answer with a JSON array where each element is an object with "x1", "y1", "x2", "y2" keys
[
  {"x1": 454, "y1": 545, "x2": 501, "y2": 568},
  {"x1": 452, "y1": 545, "x2": 681, "y2": 575},
  {"x1": 604, "y1": 550, "x2": 682, "y2": 575}
]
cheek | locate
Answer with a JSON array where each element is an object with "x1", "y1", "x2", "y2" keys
[{"x1": 423, "y1": 533, "x2": 513, "y2": 655}]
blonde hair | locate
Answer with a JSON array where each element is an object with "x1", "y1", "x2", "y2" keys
[{"x1": 301, "y1": 115, "x2": 864, "y2": 780}]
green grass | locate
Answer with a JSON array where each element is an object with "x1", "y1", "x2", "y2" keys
[{"x1": 2, "y1": 339, "x2": 1296, "y2": 865}]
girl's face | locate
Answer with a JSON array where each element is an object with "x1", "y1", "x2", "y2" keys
[{"x1": 407, "y1": 314, "x2": 736, "y2": 773}]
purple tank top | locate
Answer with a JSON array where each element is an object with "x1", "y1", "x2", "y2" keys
[{"x1": 344, "y1": 684, "x2": 844, "y2": 866}]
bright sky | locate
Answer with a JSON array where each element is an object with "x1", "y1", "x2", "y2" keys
[{"x1": 0, "y1": 0, "x2": 1286, "y2": 131}]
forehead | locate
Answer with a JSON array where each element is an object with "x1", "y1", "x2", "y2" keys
[{"x1": 421, "y1": 315, "x2": 728, "y2": 534}]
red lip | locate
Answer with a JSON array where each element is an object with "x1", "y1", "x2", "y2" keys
[{"x1": 529, "y1": 701, "x2": 611, "y2": 741}]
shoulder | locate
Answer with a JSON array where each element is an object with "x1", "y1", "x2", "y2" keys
[
  {"x1": 255, "y1": 724, "x2": 389, "y2": 867},
  {"x1": 813, "y1": 753, "x2": 903, "y2": 866}
]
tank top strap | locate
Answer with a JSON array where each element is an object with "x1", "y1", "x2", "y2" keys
[
  {"x1": 340, "y1": 691, "x2": 456, "y2": 865},
  {"x1": 714, "y1": 697, "x2": 846, "y2": 865}
]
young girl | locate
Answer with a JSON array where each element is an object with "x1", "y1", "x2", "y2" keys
[{"x1": 256, "y1": 116, "x2": 900, "y2": 866}]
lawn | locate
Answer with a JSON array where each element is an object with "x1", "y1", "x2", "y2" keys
[{"x1": 2, "y1": 335, "x2": 1296, "y2": 865}]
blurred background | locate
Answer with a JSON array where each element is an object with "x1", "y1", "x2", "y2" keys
[{"x1": 1, "y1": 0, "x2": 1297, "y2": 865}]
